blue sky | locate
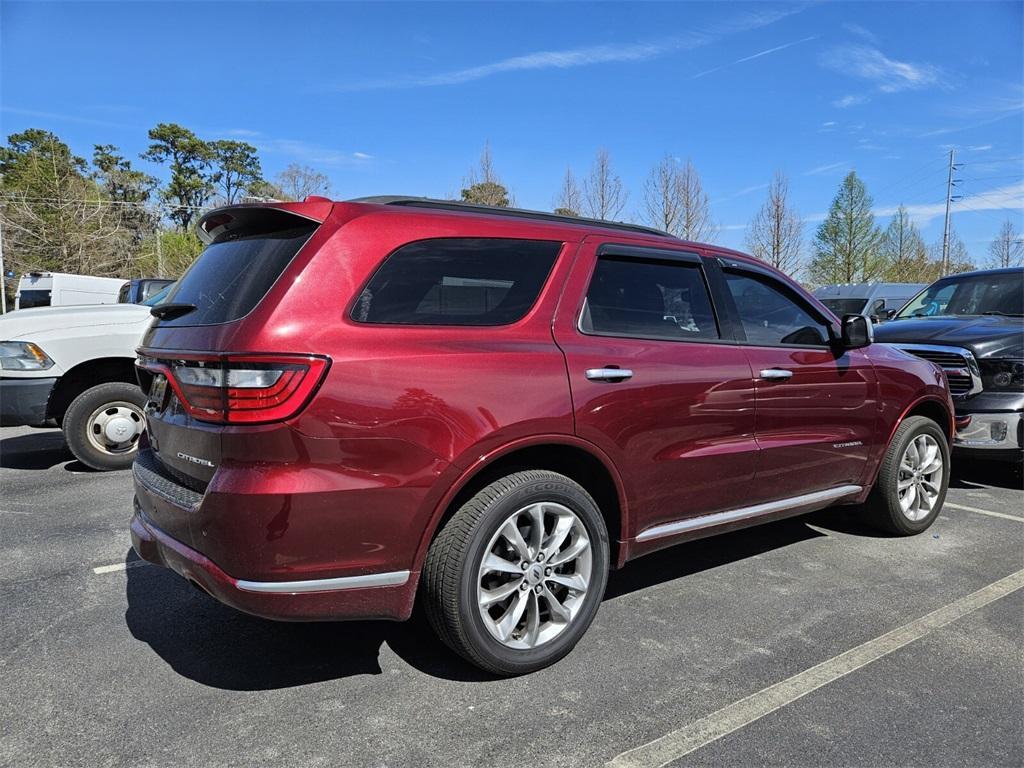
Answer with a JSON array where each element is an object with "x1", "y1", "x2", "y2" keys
[{"x1": 2, "y1": 1, "x2": 1022, "y2": 264}]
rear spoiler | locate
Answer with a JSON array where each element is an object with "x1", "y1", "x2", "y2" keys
[{"x1": 196, "y1": 200, "x2": 333, "y2": 245}]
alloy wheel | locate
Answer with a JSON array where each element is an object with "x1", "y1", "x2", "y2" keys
[
  {"x1": 476, "y1": 502, "x2": 593, "y2": 650},
  {"x1": 896, "y1": 433, "x2": 943, "y2": 521}
]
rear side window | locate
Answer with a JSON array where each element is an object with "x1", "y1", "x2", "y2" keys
[
  {"x1": 352, "y1": 238, "x2": 560, "y2": 326},
  {"x1": 159, "y1": 210, "x2": 318, "y2": 326},
  {"x1": 581, "y1": 256, "x2": 720, "y2": 341}
]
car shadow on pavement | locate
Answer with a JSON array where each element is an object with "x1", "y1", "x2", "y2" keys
[
  {"x1": 124, "y1": 516, "x2": 828, "y2": 689},
  {"x1": 0, "y1": 429, "x2": 73, "y2": 470},
  {"x1": 950, "y1": 458, "x2": 1022, "y2": 491}
]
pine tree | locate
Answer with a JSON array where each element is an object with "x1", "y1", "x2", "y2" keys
[{"x1": 808, "y1": 171, "x2": 881, "y2": 285}]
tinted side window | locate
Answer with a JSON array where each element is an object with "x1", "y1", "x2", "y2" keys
[
  {"x1": 581, "y1": 256, "x2": 719, "y2": 341},
  {"x1": 725, "y1": 271, "x2": 830, "y2": 346},
  {"x1": 353, "y1": 238, "x2": 560, "y2": 326}
]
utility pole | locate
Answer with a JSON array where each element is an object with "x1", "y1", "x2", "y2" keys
[
  {"x1": 941, "y1": 149, "x2": 963, "y2": 276},
  {"x1": 0, "y1": 211, "x2": 6, "y2": 314}
]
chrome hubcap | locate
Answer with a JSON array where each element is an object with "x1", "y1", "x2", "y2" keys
[
  {"x1": 86, "y1": 402, "x2": 145, "y2": 456},
  {"x1": 477, "y1": 502, "x2": 592, "y2": 649},
  {"x1": 897, "y1": 434, "x2": 943, "y2": 521}
]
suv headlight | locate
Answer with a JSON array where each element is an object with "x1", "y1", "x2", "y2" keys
[
  {"x1": 0, "y1": 341, "x2": 55, "y2": 371},
  {"x1": 978, "y1": 359, "x2": 1024, "y2": 392}
]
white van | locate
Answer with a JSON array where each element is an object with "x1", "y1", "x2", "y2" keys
[{"x1": 14, "y1": 272, "x2": 127, "y2": 310}]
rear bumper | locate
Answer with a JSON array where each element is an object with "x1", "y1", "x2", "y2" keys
[
  {"x1": 130, "y1": 498, "x2": 418, "y2": 622},
  {"x1": 0, "y1": 376, "x2": 56, "y2": 426}
]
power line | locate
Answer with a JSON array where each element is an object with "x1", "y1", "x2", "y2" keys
[{"x1": 0, "y1": 195, "x2": 212, "y2": 211}]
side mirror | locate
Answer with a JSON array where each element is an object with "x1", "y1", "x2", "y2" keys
[
  {"x1": 841, "y1": 314, "x2": 873, "y2": 349},
  {"x1": 885, "y1": 308, "x2": 898, "y2": 320}
]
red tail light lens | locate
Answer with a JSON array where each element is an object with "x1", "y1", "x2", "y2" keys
[{"x1": 148, "y1": 354, "x2": 329, "y2": 424}]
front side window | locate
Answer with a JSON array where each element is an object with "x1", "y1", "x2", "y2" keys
[
  {"x1": 353, "y1": 238, "x2": 561, "y2": 326},
  {"x1": 580, "y1": 255, "x2": 719, "y2": 341},
  {"x1": 725, "y1": 271, "x2": 831, "y2": 346}
]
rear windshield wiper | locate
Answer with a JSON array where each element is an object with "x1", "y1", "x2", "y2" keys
[{"x1": 150, "y1": 302, "x2": 197, "y2": 320}]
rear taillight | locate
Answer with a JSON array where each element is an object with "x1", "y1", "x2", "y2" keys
[{"x1": 143, "y1": 354, "x2": 329, "y2": 424}]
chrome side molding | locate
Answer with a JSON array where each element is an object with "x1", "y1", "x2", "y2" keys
[
  {"x1": 236, "y1": 570, "x2": 410, "y2": 594},
  {"x1": 635, "y1": 485, "x2": 863, "y2": 542}
]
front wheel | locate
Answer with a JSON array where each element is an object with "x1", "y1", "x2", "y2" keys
[
  {"x1": 423, "y1": 470, "x2": 610, "y2": 676},
  {"x1": 63, "y1": 381, "x2": 147, "y2": 471},
  {"x1": 863, "y1": 415, "x2": 950, "y2": 535}
]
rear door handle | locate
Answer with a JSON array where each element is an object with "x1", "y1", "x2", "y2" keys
[
  {"x1": 759, "y1": 368, "x2": 793, "y2": 381},
  {"x1": 586, "y1": 367, "x2": 634, "y2": 382}
]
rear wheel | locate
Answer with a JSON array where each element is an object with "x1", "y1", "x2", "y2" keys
[
  {"x1": 63, "y1": 382, "x2": 147, "y2": 471},
  {"x1": 423, "y1": 470, "x2": 609, "y2": 676},
  {"x1": 863, "y1": 416, "x2": 950, "y2": 535}
]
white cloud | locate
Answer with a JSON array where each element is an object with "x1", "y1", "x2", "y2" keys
[
  {"x1": 842, "y1": 22, "x2": 879, "y2": 45},
  {"x1": 822, "y1": 121, "x2": 837, "y2": 127},
  {"x1": 331, "y1": 6, "x2": 808, "y2": 91},
  {"x1": 224, "y1": 128, "x2": 263, "y2": 138},
  {"x1": 802, "y1": 160, "x2": 848, "y2": 176},
  {"x1": 715, "y1": 182, "x2": 770, "y2": 203},
  {"x1": 832, "y1": 94, "x2": 868, "y2": 108},
  {"x1": 253, "y1": 138, "x2": 375, "y2": 168},
  {"x1": 968, "y1": 144, "x2": 993, "y2": 151},
  {"x1": 820, "y1": 44, "x2": 941, "y2": 93},
  {"x1": 690, "y1": 35, "x2": 818, "y2": 80},
  {"x1": 806, "y1": 182, "x2": 1024, "y2": 228},
  {"x1": 876, "y1": 182, "x2": 1024, "y2": 226}
]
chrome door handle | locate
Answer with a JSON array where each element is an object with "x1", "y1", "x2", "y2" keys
[
  {"x1": 586, "y1": 368, "x2": 634, "y2": 382},
  {"x1": 760, "y1": 368, "x2": 793, "y2": 381}
]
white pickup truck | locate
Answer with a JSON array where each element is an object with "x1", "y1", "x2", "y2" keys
[{"x1": 0, "y1": 287, "x2": 170, "y2": 470}]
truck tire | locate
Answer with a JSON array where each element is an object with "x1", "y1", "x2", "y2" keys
[
  {"x1": 863, "y1": 415, "x2": 950, "y2": 535},
  {"x1": 63, "y1": 381, "x2": 147, "y2": 471},
  {"x1": 423, "y1": 470, "x2": 609, "y2": 676}
]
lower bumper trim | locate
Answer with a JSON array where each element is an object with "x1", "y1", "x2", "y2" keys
[{"x1": 236, "y1": 570, "x2": 411, "y2": 594}]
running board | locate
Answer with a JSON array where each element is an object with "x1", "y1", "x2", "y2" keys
[{"x1": 635, "y1": 485, "x2": 863, "y2": 543}]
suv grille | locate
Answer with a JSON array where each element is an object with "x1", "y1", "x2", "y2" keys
[{"x1": 896, "y1": 344, "x2": 982, "y2": 396}]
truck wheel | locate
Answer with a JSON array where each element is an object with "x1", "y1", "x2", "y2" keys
[
  {"x1": 63, "y1": 382, "x2": 147, "y2": 471},
  {"x1": 863, "y1": 416, "x2": 950, "y2": 535},
  {"x1": 423, "y1": 470, "x2": 609, "y2": 676}
]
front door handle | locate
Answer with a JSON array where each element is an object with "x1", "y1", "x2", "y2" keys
[
  {"x1": 760, "y1": 368, "x2": 794, "y2": 381},
  {"x1": 586, "y1": 367, "x2": 634, "y2": 382}
]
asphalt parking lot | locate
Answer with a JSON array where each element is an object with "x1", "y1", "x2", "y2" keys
[{"x1": 1, "y1": 424, "x2": 1022, "y2": 768}]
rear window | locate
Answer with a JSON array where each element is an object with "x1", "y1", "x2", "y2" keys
[
  {"x1": 352, "y1": 238, "x2": 561, "y2": 326},
  {"x1": 18, "y1": 290, "x2": 51, "y2": 309},
  {"x1": 158, "y1": 213, "x2": 317, "y2": 326},
  {"x1": 820, "y1": 298, "x2": 868, "y2": 316}
]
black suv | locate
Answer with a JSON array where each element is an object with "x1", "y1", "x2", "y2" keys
[{"x1": 874, "y1": 267, "x2": 1024, "y2": 463}]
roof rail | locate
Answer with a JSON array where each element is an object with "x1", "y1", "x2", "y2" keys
[{"x1": 349, "y1": 196, "x2": 673, "y2": 239}]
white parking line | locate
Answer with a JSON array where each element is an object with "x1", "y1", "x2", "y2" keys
[
  {"x1": 92, "y1": 561, "x2": 148, "y2": 575},
  {"x1": 607, "y1": 568, "x2": 1024, "y2": 768},
  {"x1": 944, "y1": 502, "x2": 1024, "y2": 523}
]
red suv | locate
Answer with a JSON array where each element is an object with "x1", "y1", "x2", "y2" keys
[{"x1": 131, "y1": 197, "x2": 954, "y2": 675}]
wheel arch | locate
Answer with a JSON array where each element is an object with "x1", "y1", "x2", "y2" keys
[
  {"x1": 414, "y1": 435, "x2": 631, "y2": 573},
  {"x1": 864, "y1": 394, "x2": 954, "y2": 491},
  {"x1": 46, "y1": 357, "x2": 139, "y2": 422}
]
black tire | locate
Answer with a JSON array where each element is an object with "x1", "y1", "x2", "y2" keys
[
  {"x1": 62, "y1": 381, "x2": 147, "y2": 471},
  {"x1": 863, "y1": 416, "x2": 950, "y2": 535},
  {"x1": 423, "y1": 470, "x2": 610, "y2": 676}
]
